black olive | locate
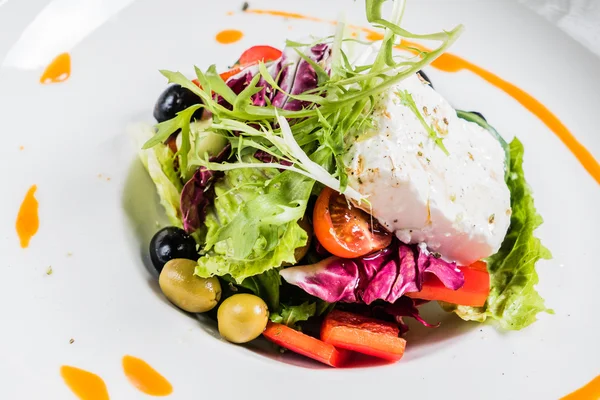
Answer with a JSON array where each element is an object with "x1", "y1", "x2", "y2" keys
[
  {"x1": 417, "y1": 70, "x2": 433, "y2": 88},
  {"x1": 149, "y1": 227, "x2": 198, "y2": 273},
  {"x1": 468, "y1": 111, "x2": 487, "y2": 122},
  {"x1": 153, "y1": 84, "x2": 203, "y2": 123}
]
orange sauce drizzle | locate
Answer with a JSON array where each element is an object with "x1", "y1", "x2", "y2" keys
[
  {"x1": 40, "y1": 52, "x2": 71, "y2": 84},
  {"x1": 215, "y1": 29, "x2": 244, "y2": 44},
  {"x1": 561, "y1": 375, "x2": 600, "y2": 400},
  {"x1": 16, "y1": 185, "x2": 39, "y2": 248},
  {"x1": 122, "y1": 355, "x2": 172, "y2": 396},
  {"x1": 244, "y1": 10, "x2": 600, "y2": 184},
  {"x1": 60, "y1": 366, "x2": 110, "y2": 400}
]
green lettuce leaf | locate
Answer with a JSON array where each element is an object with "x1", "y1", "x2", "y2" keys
[
  {"x1": 195, "y1": 161, "x2": 314, "y2": 284},
  {"x1": 270, "y1": 302, "x2": 317, "y2": 329},
  {"x1": 133, "y1": 123, "x2": 183, "y2": 227},
  {"x1": 441, "y1": 138, "x2": 552, "y2": 330},
  {"x1": 227, "y1": 269, "x2": 282, "y2": 312}
]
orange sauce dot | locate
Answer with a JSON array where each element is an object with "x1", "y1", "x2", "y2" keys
[
  {"x1": 365, "y1": 31, "x2": 384, "y2": 41},
  {"x1": 40, "y1": 52, "x2": 71, "y2": 84},
  {"x1": 60, "y1": 366, "x2": 109, "y2": 400},
  {"x1": 561, "y1": 375, "x2": 600, "y2": 400},
  {"x1": 16, "y1": 185, "x2": 39, "y2": 248},
  {"x1": 215, "y1": 29, "x2": 244, "y2": 44},
  {"x1": 122, "y1": 355, "x2": 172, "y2": 396},
  {"x1": 226, "y1": 11, "x2": 234, "y2": 16}
]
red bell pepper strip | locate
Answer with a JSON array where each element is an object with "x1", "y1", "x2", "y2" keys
[
  {"x1": 321, "y1": 310, "x2": 407, "y2": 362},
  {"x1": 406, "y1": 261, "x2": 490, "y2": 307},
  {"x1": 263, "y1": 322, "x2": 349, "y2": 368}
]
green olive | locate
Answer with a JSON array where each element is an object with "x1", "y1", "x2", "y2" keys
[
  {"x1": 217, "y1": 294, "x2": 269, "y2": 344},
  {"x1": 159, "y1": 258, "x2": 221, "y2": 313}
]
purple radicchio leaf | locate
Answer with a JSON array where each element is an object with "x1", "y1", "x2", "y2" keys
[
  {"x1": 279, "y1": 239, "x2": 465, "y2": 304},
  {"x1": 179, "y1": 144, "x2": 231, "y2": 233},
  {"x1": 270, "y1": 47, "x2": 301, "y2": 109},
  {"x1": 279, "y1": 256, "x2": 361, "y2": 303},
  {"x1": 215, "y1": 66, "x2": 258, "y2": 110},
  {"x1": 253, "y1": 61, "x2": 282, "y2": 107},
  {"x1": 273, "y1": 43, "x2": 331, "y2": 111}
]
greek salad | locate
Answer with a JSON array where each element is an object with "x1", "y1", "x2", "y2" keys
[{"x1": 134, "y1": 0, "x2": 551, "y2": 367}]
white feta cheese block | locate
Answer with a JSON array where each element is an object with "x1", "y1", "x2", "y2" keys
[{"x1": 344, "y1": 73, "x2": 511, "y2": 265}]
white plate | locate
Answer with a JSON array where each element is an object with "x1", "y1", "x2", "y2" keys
[{"x1": 1, "y1": 0, "x2": 599, "y2": 399}]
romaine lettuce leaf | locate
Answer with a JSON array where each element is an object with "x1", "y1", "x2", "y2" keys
[
  {"x1": 132, "y1": 123, "x2": 183, "y2": 227},
  {"x1": 441, "y1": 138, "x2": 552, "y2": 330},
  {"x1": 195, "y1": 161, "x2": 314, "y2": 284}
]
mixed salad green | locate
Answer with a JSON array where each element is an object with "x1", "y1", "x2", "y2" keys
[{"x1": 136, "y1": 0, "x2": 550, "y2": 366}]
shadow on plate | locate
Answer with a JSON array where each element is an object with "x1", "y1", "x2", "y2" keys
[
  {"x1": 400, "y1": 301, "x2": 478, "y2": 361},
  {"x1": 121, "y1": 158, "x2": 476, "y2": 369}
]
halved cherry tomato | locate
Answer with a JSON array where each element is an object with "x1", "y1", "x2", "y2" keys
[
  {"x1": 238, "y1": 45, "x2": 282, "y2": 66},
  {"x1": 406, "y1": 261, "x2": 490, "y2": 306},
  {"x1": 321, "y1": 310, "x2": 406, "y2": 362},
  {"x1": 313, "y1": 187, "x2": 392, "y2": 258}
]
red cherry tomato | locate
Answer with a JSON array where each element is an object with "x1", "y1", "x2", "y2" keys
[{"x1": 313, "y1": 187, "x2": 392, "y2": 258}]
